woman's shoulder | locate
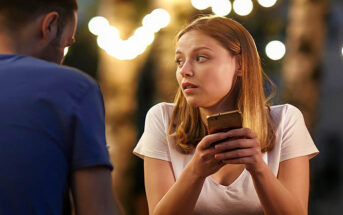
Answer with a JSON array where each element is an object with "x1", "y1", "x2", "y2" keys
[
  {"x1": 270, "y1": 104, "x2": 303, "y2": 117},
  {"x1": 146, "y1": 102, "x2": 175, "y2": 123},
  {"x1": 269, "y1": 104, "x2": 305, "y2": 127},
  {"x1": 148, "y1": 102, "x2": 175, "y2": 114}
]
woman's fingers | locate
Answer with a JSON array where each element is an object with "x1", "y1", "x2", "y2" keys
[
  {"x1": 221, "y1": 157, "x2": 252, "y2": 165},
  {"x1": 214, "y1": 148, "x2": 259, "y2": 160},
  {"x1": 197, "y1": 132, "x2": 232, "y2": 150},
  {"x1": 226, "y1": 127, "x2": 257, "y2": 139},
  {"x1": 199, "y1": 128, "x2": 258, "y2": 151},
  {"x1": 197, "y1": 147, "x2": 218, "y2": 161},
  {"x1": 214, "y1": 139, "x2": 254, "y2": 151},
  {"x1": 192, "y1": 127, "x2": 261, "y2": 176}
]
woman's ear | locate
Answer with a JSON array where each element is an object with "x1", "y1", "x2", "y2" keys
[
  {"x1": 235, "y1": 55, "x2": 242, "y2": 76},
  {"x1": 40, "y1": 12, "x2": 59, "y2": 43}
]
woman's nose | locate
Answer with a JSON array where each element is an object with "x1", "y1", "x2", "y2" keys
[{"x1": 179, "y1": 61, "x2": 194, "y2": 77}]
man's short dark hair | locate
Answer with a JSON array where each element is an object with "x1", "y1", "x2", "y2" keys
[{"x1": 0, "y1": 0, "x2": 78, "y2": 33}]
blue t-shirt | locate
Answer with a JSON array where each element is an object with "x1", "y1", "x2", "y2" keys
[{"x1": 0, "y1": 54, "x2": 113, "y2": 215}]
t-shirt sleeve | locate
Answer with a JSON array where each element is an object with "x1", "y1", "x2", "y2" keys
[
  {"x1": 71, "y1": 84, "x2": 113, "y2": 170},
  {"x1": 133, "y1": 103, "x2": 171, "y2": 161},
  {"x1": 280, "y1": 104, "x2": 319, "y2": 162}
]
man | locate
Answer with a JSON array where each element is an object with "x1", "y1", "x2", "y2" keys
[{"x1": 0, "y1": 0, "x2": 121, "y2": 214}]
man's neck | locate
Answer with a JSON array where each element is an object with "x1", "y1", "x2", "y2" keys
[
  {"x1": 0, "y1": 33, "x2": 20, "y2": 54},
  {"x1": 0, "y1": 26, "x2": 38, "y2": 56}
]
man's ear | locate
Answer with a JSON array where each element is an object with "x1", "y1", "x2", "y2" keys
[
  {"x1": 41, "y1": 12, "x2": 59, "y2": 43},
  {"x1": 235, "y1": 55, "x2": 242, "y2": 76}
]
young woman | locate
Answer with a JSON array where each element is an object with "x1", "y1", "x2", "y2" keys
[{"x1": 134, "y1": 16, "x2": 318, "y2": 215}]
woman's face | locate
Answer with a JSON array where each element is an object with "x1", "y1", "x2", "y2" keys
[{"x1": 175, "y1": 30, "x2": 239, "y2": 111}]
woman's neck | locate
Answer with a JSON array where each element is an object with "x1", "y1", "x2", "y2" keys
[
  {"x1": 199, "y1": 77, "x2": 242, "y2": 127},
  {"x1": 200, "y1": 89, "x2": 239, "y2": 127}
]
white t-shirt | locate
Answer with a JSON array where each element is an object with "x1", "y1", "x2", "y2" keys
[{"x1": 133, "y1": 102, "x2": 319, "y2": 215}]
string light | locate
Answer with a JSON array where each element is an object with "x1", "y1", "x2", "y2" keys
[
  {"x1": 212, "y1": 0, "x2": 232, "y2": 17},
  {"x1": 191, "y1": 0, "x2": 279, "y2": 16},
  {"x1": 142, "y1": 9, "x2": 170, "y2": 32},
  {"x1": 89, "y1": 9, "x2": 170, "y2": 60},
  {"x1": 257, "y1": 0, "x2": 278, "y2": 8},
  {"x1": 88, "y1": 16, "x2": 110, "y2": 36},
  {"x1": 96, "y1": 26, "x2": 120, "y2": 50},
  {"x1": 233, "y1": 0, "x2": 254, "y2": 16},
  {"x1": 265, "y1": 40, "x2": 286, "y2": 60},
  {"x1": 191, "y1": 0, "x2": 211, "y2": 10}
]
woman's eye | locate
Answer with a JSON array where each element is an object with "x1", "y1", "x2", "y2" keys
[
  {"x1": 196, "y1": 56, "x2": 207, "y2": 62},
  {"x1": 176, "y1": 59, "x2": 183, "y2": 66}
]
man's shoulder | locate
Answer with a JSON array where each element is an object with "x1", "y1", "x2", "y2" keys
[
  {"x1": 0, "y1": 54, "x2": 99, "y2": 100},
  {"x1": 32, "y1": 58, "x2": 96, "y2": 86},
  {"x1": 51, "y1": 64, "x2": 97, "y2": 87},
  {"x1": 1, "y1": 54, "x2": 96, "y2": 86}
]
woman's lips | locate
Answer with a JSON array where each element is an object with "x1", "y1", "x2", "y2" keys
[{"x1": 182, "y1": 82, "x2": 198, "y2": 93}]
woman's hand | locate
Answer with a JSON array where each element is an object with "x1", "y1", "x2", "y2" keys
[
  {"x1": 213, "y1": 128, "x2": 265, "y2": 174},
  {"x1": 187, "y1": 132, "x2": 233, "y2": 179}
]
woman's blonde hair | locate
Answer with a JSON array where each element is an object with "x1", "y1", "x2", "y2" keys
[{"x1": 168, "y1": 16, "x2": 276, "y2": 153}]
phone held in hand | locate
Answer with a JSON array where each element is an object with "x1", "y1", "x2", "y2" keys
[{"x1": 206, "y1": 110, "x2": 243, "y2": 134}]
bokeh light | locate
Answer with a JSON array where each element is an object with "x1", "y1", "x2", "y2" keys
[
  {"x1": 89, "y1": 9, "x2": 170, "y2": 60},
  {"x1": 142, "y1": 9, "x2": 170, "y2": 32},
  {"x1": 265, "y1": 40, "x2": 286, "y2": 60},
  {"x1": 257, "y1": 0, "x2": 278, "y2": 8},
  {"x1": 96, "y1": 26, "x2": 120, "y2": 50},
  {"x1": 133, "y1": 27, "x2": 155, "y2": 46},
  {"x1": 191, "y1": 0, "x2": 211, "y2": 10},
  {"x1": 151, "y1": 9, "x2": 170, "y2": 29},
  {"x1": 233, "y1": 0, "x2": 253, "y2": 16},
  {"x1": 88, "y1": 16, "x2": 110, "y2": 36},
  {"x1": 212, "y1": 0, "x2": 232, "y2": 17},
  {"x1": 341, "y1": 46, "x2": 343, "y2": 58}
]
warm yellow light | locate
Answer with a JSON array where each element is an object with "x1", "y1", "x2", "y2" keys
[
  {"x1": 64, "y1": 47, "x2": 69, "y2": 56},
  {"x1": 91, "y1": 9, "x2": 169, "y2": 60},
  {"x1": 133, "y1": 27, "x2": 155, "y2": 46},
  {"x1": 265, "y1": 40, "x2": 286, "y2": 60},
  {"x1": 97, "y1": 26, "x2": 155, "y2": 60},
  {"x1": 257, "y1": 0, "x2": 277, "y2": 8},
  {"x1": 88, "y1": 16, "x2": 110, "y2": 36},
  {"x1": 96, "y1": 26, "x2": 120, "y2": 50},
  {"x1": 212, "y1": 0, "x2": 232, "y2": 16},
  {"x1": 106, "y1": 40, "x2": 138, "y2": 60},
  {"x1": 191, "y1": 0, "x2": 211, "y2": 10},
  {"x1": 142, "y1": 14, "x2": 158, "y2": 32},
  {"x1": 151, "y1": 9, "x2": 170, "y2": 29},
  {"x1": 127, "y1": 36, "x2": 147, "y2": 55},
  {"x1": 233, "y1": 0, "x2": 253, "y2": 16},
  {"x1": 142, "y1": 9, "x2": 170, "y2": 32}
]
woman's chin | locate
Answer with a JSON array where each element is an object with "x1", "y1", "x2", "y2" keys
[
  {"x1": 185, "y1": 99, "x2": 200, "y2": 108},
  {"x1": 186, "y1": 99, "x2": 207, "y2": 108}
]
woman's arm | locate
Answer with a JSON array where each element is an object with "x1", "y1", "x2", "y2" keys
[
  {"x1": 252, "y1": 156, "x2": 309, "y2": 215},
  {"x1": 214, "y1": 128, "x2": 310, "y2": 215},
  {"x1": 144, "y1": 132, "x2": 232, "y2": 215},
  {"x1": 144, "y1": 157, "x2": 204, "y2": 215}
]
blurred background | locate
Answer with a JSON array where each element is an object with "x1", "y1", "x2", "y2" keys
[{"x1": 63, "y1": 0, "x2": 343, "y2": 214}]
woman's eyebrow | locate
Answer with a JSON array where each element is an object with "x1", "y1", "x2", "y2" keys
[{"x1": 175, "y1": 46, "x2": 213, "y2": 55}]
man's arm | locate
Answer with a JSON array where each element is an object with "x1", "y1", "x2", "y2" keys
[{"x1": 71, "y1": 166, "x2": 123, "y2": 215}]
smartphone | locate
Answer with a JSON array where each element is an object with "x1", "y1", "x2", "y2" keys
[{"x1": 206, "y1": 110, "x2": 243, "y2": 134}]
